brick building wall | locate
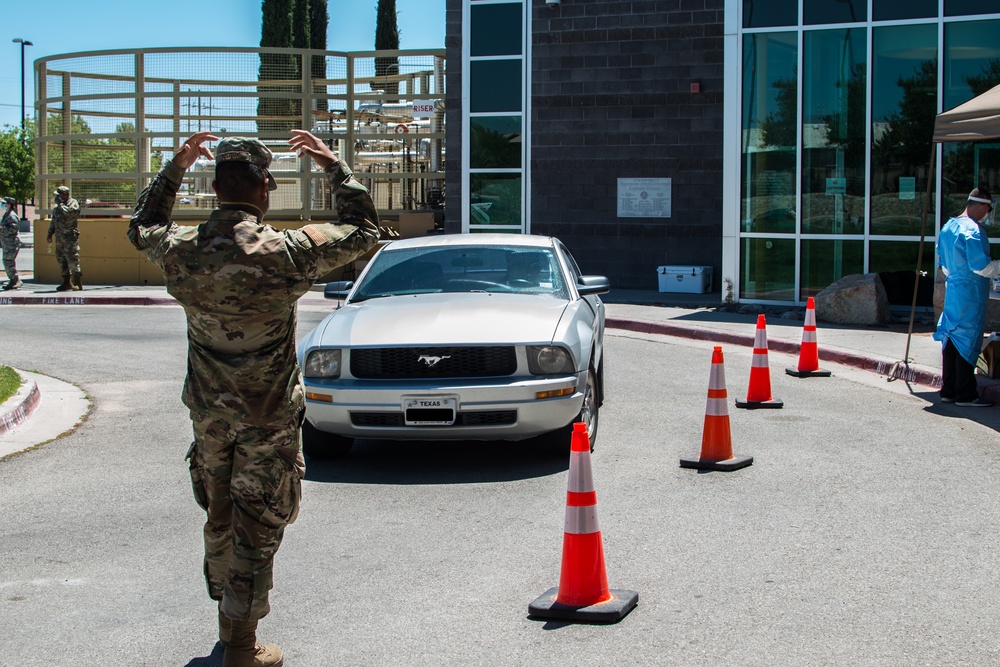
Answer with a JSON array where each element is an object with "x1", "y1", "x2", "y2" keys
[{"x1": 446, "y1": 0, "x2": 726, "y2": 290}]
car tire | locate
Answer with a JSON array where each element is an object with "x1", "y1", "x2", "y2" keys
[
  {"x1": 541, "y1": 365, "x2": 599, "y2": 455},
  {"x1": 301, "y1": 419, "x2": 355, "y2": 459}
]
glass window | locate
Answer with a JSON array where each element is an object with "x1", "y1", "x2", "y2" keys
[
  {"x1": 872, "y1": 0, "x2": 937, "y2": 20},
  {"x1": 470, "y1": 174, "x2": 522, "y2": 227},
  {"x1": 741, "y1": 32, "x2": 797, "y2": 233},
  {"x1": 743, "y1": 0, "x2": 797, "y2": 28},
  {"x1": 942, "y1": 20, "x2": 1000, "y2": 228},
  {"x1": 800, "y1": 239, "x2": 864, "y2": 299},
  {"x1": 804, "y1": 0, "x2": 866, "y2": 25},
  {"x1": 471, "y1": 4, "x2": 522, "y2": 57},
  {"x1": 870, "y1": 24, "x2": 937, "y2": 236},
  {"x1": 470, "y1": 116, "x2": 522, "y2": 169},
  {"x1": 470, "y1": 60, "x2": 522, "y2": 113},
  {"x1": 945, "y1": 0, "x2": 1000, "y2": 16},
  {"x1": 801, "y1": 28, "x2": 867, "y2": 235},
  {"x1": 943, "y1": 20, "x2": 1000, "y2": 112},
  {"x1": 740, "y1": 237, "x2": 795, "y2": 300}
]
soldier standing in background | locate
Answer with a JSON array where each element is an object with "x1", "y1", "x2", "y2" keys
[
  {"x1": 46, "y1": 185, "x2": 82, "y2": 292},
  {"x1": 1, "y1": 196, "x2": 22, "y2": 290},
  {"x1": 128, "y1": 131, "x2": 379, "y2": 667}
]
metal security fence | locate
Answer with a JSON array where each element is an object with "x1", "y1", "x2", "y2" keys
[{"x1": 35, "y1": 47, "x2": 446, "y2": 219}]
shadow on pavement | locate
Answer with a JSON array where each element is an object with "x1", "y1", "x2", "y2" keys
[
  {"x1": 182, "y1": 642, "x2": 223, "y2": 666},
  {"x1": 920, "y1": 399, "x2": 1000, "y2": 433},
  {"x1": 304, "y1": 438, "x2": 569, "y2": 485}
]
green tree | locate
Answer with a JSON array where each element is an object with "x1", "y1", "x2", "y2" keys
[
  {"x1": 375, "y1": 0, "x2": 400, "y2": 98},
  {"x1": 0, "y1": 124, "x2": 34, "y2": 209},
  {"x1": 309, "y1": 0, "x2": 329, "y2": 109},
  {"x1": 258, "y1": 0, "x2": 298, "y2": 134}
]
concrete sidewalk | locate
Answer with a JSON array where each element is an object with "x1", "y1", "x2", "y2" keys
[{"x1": 2, "y1": 279, "x2": 989, "y2": 460}]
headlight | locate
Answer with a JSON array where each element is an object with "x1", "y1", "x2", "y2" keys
[
  {"x1": 304, "y1": 349, "x2": 342, "y2": 378},
  {"x1": 527, "y1": 345, "x2": 575, "y2": 375}
]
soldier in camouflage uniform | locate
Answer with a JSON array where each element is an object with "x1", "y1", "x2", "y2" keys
[
  {"x1": 46, "y1": 185, "x2": 82, "y2": 291},
  {"x1": 1, "y1": 196, "x2": 22, "y2": 290},
  {"x1": 128, "y1": 131, "x2": 379, "y2": 667}
]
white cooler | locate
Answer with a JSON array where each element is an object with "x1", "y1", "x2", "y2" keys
[{"x1": 657, "y1": 265, "x2": 713, "y2": 293}]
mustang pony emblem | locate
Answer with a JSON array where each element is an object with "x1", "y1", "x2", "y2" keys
[{"x1": 418, "y1": 354, "x2": 452, "y2": 368}]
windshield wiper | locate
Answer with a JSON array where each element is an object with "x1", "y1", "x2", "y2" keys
[{"x1": 349, "y1": 293, "x2": 397, "y2": 304}]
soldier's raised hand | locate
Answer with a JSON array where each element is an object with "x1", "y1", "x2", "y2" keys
[
  {"x1": 289, "y1": 130, "x2": 338, "y2": 169},
  {"x1": 173, "y1": 132, "x2": 219, "y2": 170}
]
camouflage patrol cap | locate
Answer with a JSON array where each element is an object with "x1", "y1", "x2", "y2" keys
[
  {"x1": 54, "y1": 186, "x2": 70, "y2": 196},
  {"x1": 215, "y1": 137, "x2": 278, "y2": 191}
]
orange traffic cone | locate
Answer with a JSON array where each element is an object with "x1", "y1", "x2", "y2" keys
[
  {"x1": 736, "y1": 314, "x2": 783, "y2": 409},
  {"x1": 786, "y1": 297, "x2": 831, "y2": 377},
  {"x1": 680, "y1": 346, "x2": 753, "y2": 472},
  {"x1": 528, "y1": 423, "x2": 638, "y2": 623}
]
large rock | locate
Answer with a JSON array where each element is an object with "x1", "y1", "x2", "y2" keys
[{"x1": 815, "y1": 273, "x2": 890, "y2": 326}]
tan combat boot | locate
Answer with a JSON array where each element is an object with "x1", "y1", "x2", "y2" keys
[
  {"x1": 223, "y1": 619, "x2": 283, "y2": 667},
  {"x1": 71, "y1": 272, "x2": 83, "y2": 291},
  {"x1": 56, "y1": 275, "x2": 72, "y2": 292}
]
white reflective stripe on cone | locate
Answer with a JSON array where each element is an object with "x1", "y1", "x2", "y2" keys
[
  {"x1": 804, "y1": 310, "x2": 817, "y2": 326},
  {"x1": 751, "y1": 352, "x2": 769, "y2": 368},
  {"x1": 802, "y1": 330, "x2": 817, "y2": 344},
  {"x1": 709, "y1": 364, "x2": 726, "y2": 389},
  {"x1": 564, "y1": 505, "x2": 600, "y2": 535},
  {"x1": 567, "y1": 451, "x2": 595, "y2": 493},
  {"x1": 705, "y1": 397, "x2": 728, "y2": 416},
  {"x1": 754, "y1": 330, "x2": 767, "y2": 347}
]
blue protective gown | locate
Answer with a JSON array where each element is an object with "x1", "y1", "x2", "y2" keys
[{"x1": 934, "y1": 215, "x2": 992, "y2": 365}]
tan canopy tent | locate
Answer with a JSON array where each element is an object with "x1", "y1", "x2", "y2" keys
[
  {"x1": 933, "y1": 82, "x2": 1000, "y2": 142},
  {"x1": 899, "y1": 83, "x2": 1000, "y2": 375}
]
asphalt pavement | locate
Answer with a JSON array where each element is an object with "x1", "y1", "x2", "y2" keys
[{"x1": 2, "y1": 270, "x2": 991, "y2": 460}]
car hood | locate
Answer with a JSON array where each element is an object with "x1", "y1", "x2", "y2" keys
[{"x1": 320, "y1": 293, "x2": 570, "y2": 346}]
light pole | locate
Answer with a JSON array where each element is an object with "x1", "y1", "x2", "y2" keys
[
  {"x1": 12, "y1": 38, "x2": 32, "y2": 218},
  {"x1": 12, "y1": 38, "x2": 33, "y2": 130}
]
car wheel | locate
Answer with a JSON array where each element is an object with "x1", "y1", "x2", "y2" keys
[
  {"x1": 301, "y1": 419, "x2": 355, "y2": 459},
  {"x1": 541, "y1": 365, "x2": 599, "y2": 455}
]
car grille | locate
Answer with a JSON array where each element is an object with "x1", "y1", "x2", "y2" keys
[
  {"x1": 350, "y1": 346, "x2": 517, "y2": 379},
  {"x1": 351, "y1": 411, "x2": 518, "y2": 427}
]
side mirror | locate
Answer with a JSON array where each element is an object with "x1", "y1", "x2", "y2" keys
[
  {"x1": 577, "y1": 275, "x2": 611, "y2": 296},
  {"x1": 324, "y1": 281, "x2": 354, "y2": 300}
]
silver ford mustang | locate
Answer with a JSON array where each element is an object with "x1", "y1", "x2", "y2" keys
[{"x1": 297, "y1": 233, "x2": 610, "y2": 458}]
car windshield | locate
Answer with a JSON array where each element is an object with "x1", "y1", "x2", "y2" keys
[{"x1": 351, "y1": 245, "x2": 569, "y2": 301}]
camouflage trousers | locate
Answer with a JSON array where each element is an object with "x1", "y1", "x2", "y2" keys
[
  {"x1": 55, "y1": 232, "x2": 80, "y2": 276},
  {"x1": 187, "y1": 412, "x2": 305, "y2": 621},
  {"x1": 1, "y1": 238, "x2": 18, "y2": 281}
]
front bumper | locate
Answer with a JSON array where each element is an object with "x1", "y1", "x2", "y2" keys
[{"x1": 304, "y1": 371, "x2": 585, "y2": 441}]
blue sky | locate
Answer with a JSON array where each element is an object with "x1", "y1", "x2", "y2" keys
[{"x1": 0, "y1": 0, "x2": 445, "y2": 128}]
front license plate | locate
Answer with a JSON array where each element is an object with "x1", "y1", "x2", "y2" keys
[{"x1": 403, "y1": 396, "x2": 457, "y2": 426}]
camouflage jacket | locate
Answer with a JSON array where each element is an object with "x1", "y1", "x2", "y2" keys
[
  {"x1": 127, "y1": 159, "x2": 380, "y2": 424},
  {"x1": 1, "y1": 210, "x2": 20, "y2": 244},
  {"x1": 48, "y1": 199, "x2": 80, "y2": 238}
]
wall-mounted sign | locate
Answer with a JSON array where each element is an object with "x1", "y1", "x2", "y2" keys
[
  {"x1": 898, "y1": 176, "x2": 916, "y2": 201},
  {"x1": 617, "y1": 178, "x2": 671, "y2": 218},
  {"x1": 825, "y1": 177, "x2": 846, "y2": 195}
]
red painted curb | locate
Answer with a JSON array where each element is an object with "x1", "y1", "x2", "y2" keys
[
  {"x1": 0, "y1": 295, "x2": 176, "y2": 306},
  {"x1": 0, "y1": 375, "x2": 41, "y2": 436},
  {"x1": 605, "y1": 317, "x2": 943, "y2": 389}
]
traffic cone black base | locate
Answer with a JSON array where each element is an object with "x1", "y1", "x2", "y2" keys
[
  {"x1": 784, "y1": 367, "x2": 831, "y2": 378},
  {"x1": 528, "y1": 587, "x2": 639, "y2": 623},
  {"x1": 679, "y1": 454, "x2": 754, "y2": 472},
  {"x1": 735, "y1": 397, "x2": 784, "y2": 409}
]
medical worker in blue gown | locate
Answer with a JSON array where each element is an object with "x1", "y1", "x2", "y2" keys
[{"x1": 935, "y1": 187, "x2": 1000, "y2": 407}]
